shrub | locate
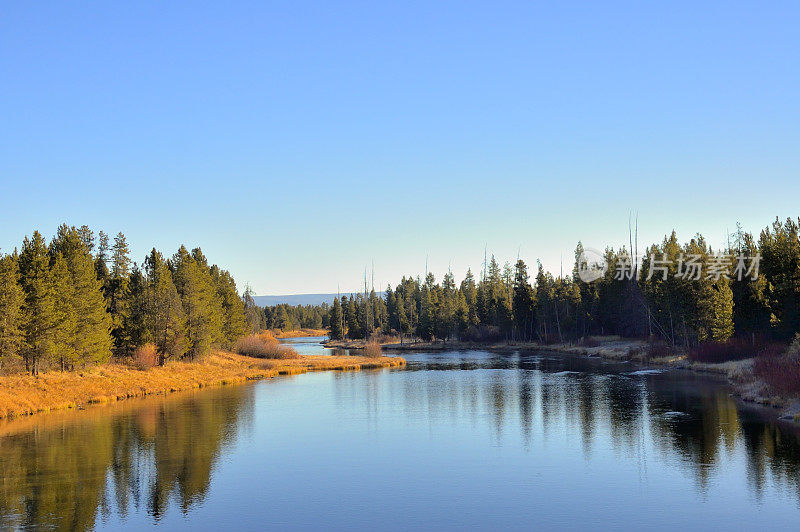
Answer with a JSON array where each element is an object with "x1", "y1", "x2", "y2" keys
[
  {"x1": 132, "y1": 343, "x2": 159, "y2": 370},
  {"x1": 647, "y1": 342, "x2": 673, "y2": 359},
  {"x1": 369, "y1": 332, "x2": 399, "y2": 345},
  {"x1": 754, "y1": 352, "x2": 800, "y2": 397},
  {"x1": 579, "y1": 337, "x2": 600, "y2": 348},
  {"x1": 757, "y1": 343, "x2": 786, "y2": 358},
  {"x1": 688, "y1": 338, "x2": 759, "y2": 363},
  {"x1": 462, "y1": 325, "x2": 502, "y2": 343},
  {"x1": 234, "y1": 334, "x2": 300, "y2": 359},
  {"x1": 788, "y1": 333, "x2": 800, "y2": 359},
  {"x1": 362, "y1": 342, "x2": 383, "y2": 359}
]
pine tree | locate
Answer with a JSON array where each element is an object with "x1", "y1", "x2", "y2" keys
[
  {"x1": 345, "y1": 295, "x2": 358, "y2": 339},
  {"x1": 460, "y1": 269, "x2": 479, "y2": 326},
  {"x1": 50, "y1": 225, "x2": 113, "y2": 367},
  {"x1": 329, "y1": 297, "x2": 344, "y2": 340},
  {"x1": 95, "y1": 230, "x2": 110, "y2": 283},
  {"x1": 49, "y1": 252, "x2": 78, "y2": 370},
  {"x1": 77, "y1": 225, "x2": 95, "y2": 253},
  {"x1": 19, "y1": 232, "x2": 57, "y2": 375},
  {"x1": 759, "y1": 217, "x2": 800, "y2": 339},
  {"x1": 437, "y1": 272, "x2": 457, "y2": 340},
  {"x1": 122, "y1": 264, "x2": 148, "y2": 353},
  {"x1": 0, "y1": 252, "x2": 25, "y2": 369},
  {"x1": 172, "y1": 246, "x2": 222, "y2": 360},
  {"x1": 211, "y1": 265, "x2": 247, "y2": 348},
  {"x1": 145, "y1": 249, "x2": 188, "y2": 364},
  {"x1": 108, "y1": 232, "x2": 132, "y2": 353},
  {"x1": 709, "y1": 278, "x2": 735, "y2": 342},
  {"x1": 513, "y1": 259, "x2": 535, "y2": 341},
  {"x1": 418, "y1": 287, "x2": 436, "y2": 341},
  {"x1": 242, "y1": 285, "x2": 265, "y2": 333}
]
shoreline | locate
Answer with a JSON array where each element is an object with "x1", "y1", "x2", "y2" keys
[
  {"x1": 274, "y1": 329, "x2": 329, "y2": 339},
  {"x1": 327, "y1": 337, "x2": 799, "y2": 421},
  {"x1": 0, "y1": 351, "x2": 405, "y2": 421}
]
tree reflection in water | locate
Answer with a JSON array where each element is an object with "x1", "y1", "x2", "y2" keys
[
  {"x1": 1, "y1": 350, "x2": 800, "y2": 529},
  {"x1": 0, "y1": 385, "x2": 254, "y2": 530}
]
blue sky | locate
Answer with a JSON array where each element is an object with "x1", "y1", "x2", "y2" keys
[{"x1": 2, "y1": 1, "x2": 798, "y2": 294}]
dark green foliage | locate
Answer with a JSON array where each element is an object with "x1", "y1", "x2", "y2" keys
[
  {"x1": 329, "y1": 297, "x2": 344, "y2": 340},
  {"x1": 338, "y1": 217, "x2": 800, "y2": 349},
  {"x1": 6, "y1": 226, "x2": 252, "y2": 374},
  {"x1": 50, "y1": 225, "x2": 113, "y2": 368},
  {"x1": 243, "y1": 286, "x2": 266, "y2": 334},
  {"x1": 263, "y1": 302, "x2": 329, "y2": 331},
  {"x1": 172, "y1": 246, "x2": 223, "y2": 360},
  {"x1": 0, "y1": 252, "x2": 25, "y2": 368},
  {"x1": 19, "y1": 231, "x2": 58, "y2": 375},
  {"x1": 759, "y1": 218, "x2": 800, "y2": 339},
  {"x1": 144, "y1": 249, "x2": 188, "y2": 364},
  {"x1": 210, "y1": 265, "x2": 248, "y2": 348}
]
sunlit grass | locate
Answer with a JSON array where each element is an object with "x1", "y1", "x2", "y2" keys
[
  {"x1": 272, "y1": 328, "x2": 329, "y2": 338},
  {"x1": 0, "y1": 350, "x2": 405, "y2": 420}
]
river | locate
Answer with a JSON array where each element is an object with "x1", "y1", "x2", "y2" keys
[{"x1": 1, "y1": 341, "x2": 799, "y2": 530}]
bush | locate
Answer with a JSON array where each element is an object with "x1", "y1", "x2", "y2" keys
[
  {"x1": 362, "y1": 342, "x2": 383, "y2": 359},
  {"x1": 462, "y1": 325, "x2": 503, "y2": 343},
  {"x1": 647, "y1": 342, "x2": 673, "y2": 358},
  {"x1": 757, "y1": 343, "x2": 786, "y2": 358},
  {"x1": 579, "y1": 337, "x2": 600, "y2": 348},
  {"x1": 369, "y1": 332, "x2": 399, "y2": 344},
  {"x1": 132, "y1": 343, "x2": 159, "y2": 370},
  {"x1": 234, "y1": 334, "x2": 300, "y2": 359},
  {"x1": 754, "y1": 351, "x2": 800, "y2": 397},
  {"x1": 688, "y1": 338, "x2": 760, "y2": 363},
  {"x1": 788, "y1": 333, "x2": 800, "y2": 358}
]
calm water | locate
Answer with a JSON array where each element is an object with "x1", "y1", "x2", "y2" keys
[
  {"x1": 277, "y1": 335, "x2": 350, "y2": 356},
  {"x1": 2, "y1": 347, "x2": 800, "y2": 531}
]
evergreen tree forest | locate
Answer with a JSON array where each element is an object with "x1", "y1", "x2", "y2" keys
[
  {"x1": 327, "y1": 218, "x2": 800, "y2": 351},
  {"x1": 0, "y1": 225, "x2": 258, "y2": 375},
  {"x1": 263, "y1": 303, "x2": 331, "y2": 331}
]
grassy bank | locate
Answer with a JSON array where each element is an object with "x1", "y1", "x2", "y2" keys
[
  {"x1": 0, "y1": 351, "x2": 405, "y2": 420},
  {"x1": 273, "y1": 328, "x2": 329, "y2": 338}
]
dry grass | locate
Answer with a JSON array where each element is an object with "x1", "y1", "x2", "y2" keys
[
  {"x1": 0, "y1": 350, "x2": 405, "y2": 420},
  {"x1": 362, "y1": 342, "x2": 383, "y2": 358},
  {"x1": 368, "y1": 333, "x2": 400, "y2": 345},
  {"x1": 234, "y1": 333, "x2": 300, "y2": 359},
  {"x1": 272, "y1": 328, "x2": 329, "y2": 338}
]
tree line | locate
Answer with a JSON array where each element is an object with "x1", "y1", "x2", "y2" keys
[
  {"x1": 328, "y1": 217, "x2": 800, "y2": 348},
  {"x1": 0, "y1": 225, "x2": 260, "y2": 375},
  {"x1": 263, "y1": 303, "x2": 331, "y2": 331}
]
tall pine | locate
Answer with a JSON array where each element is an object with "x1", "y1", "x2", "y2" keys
[{"x1": 0, "y1": 252, "x2": 25, "y2": 368}]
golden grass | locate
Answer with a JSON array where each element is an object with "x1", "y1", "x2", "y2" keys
[
  {"x1": 0, "y1": 350, "x2": 405, "y2": 420},
  {"x1": 272, "y1": 328, "x2": 329, "y2": 338}
]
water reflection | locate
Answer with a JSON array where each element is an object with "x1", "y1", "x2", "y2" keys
[
  {"x1": 1, "y1": 350, "x2": 799, "y2": 529},
  {"x1": 394, "y1": 351, "x2": 800, "y2": 504},
  {"x1": 0, "y1": 386, "x2": 253, "y2": 530},
  {"x1": 277, "y1": 336, "x2": 350, "y2": 357}
]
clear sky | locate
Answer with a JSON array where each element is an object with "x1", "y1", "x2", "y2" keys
[{"x1": 2, "y1": 2, "x2": 798, "y2": 295}]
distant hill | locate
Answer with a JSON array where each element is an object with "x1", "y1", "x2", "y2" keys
[{"x1": 254, "y1": 292, "x2": 385, "y2": 307}]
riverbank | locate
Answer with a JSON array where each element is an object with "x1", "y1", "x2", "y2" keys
[
  {"x1": 0, "y1": 351, "x2": 405, "y2": 420},
  {"x1": 274, "y1": 329, "x2": 329, "y2": 338},
  {"x1": 329, "y1": 336, "x2": 799, "y2": 420}
]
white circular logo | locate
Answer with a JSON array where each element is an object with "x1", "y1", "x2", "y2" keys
[{"x1": 577, "y1": 247, "x2": 607, "y2": 283}]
